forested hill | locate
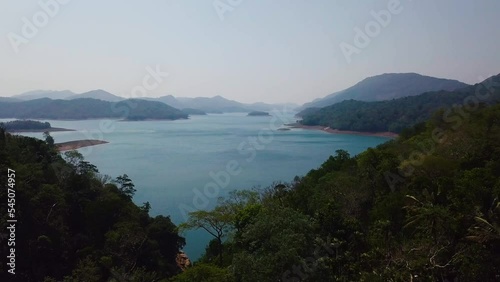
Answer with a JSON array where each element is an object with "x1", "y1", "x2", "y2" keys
[
  {"x1": 173, "y1": 102, "x2": 500, "y2": 281},
  {"x1": 0, "y1": 120, "x2": 51, "y2": 131},
  {"x1": 0, "y1": 130, "x2": 185, "y2": 281},
  {"x1": 0, "y1": 98, "x2": 188, "y2": 120},
  {"x1": 300, "y1": 73, "x2": 469, "y2": 109},
  {"x1": 299, "y1": 74, "x2": 500, "y2": 133}
]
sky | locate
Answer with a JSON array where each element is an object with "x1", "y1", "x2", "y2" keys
[{"x1": 1, "y1": 0, "x2": 499, "y2": 104}]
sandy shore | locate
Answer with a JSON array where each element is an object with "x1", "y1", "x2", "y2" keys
[
  {"x1": 287, "y1": 124, "x2": 398, "y2": 138},
  {"x1": 7, "y1": 127, "x2": 75, "y2": 133},
  {"x1": 56, "y1": 140, "x2": 109, "y2": 151}
]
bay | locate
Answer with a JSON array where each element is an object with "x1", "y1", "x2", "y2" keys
[{"x1": 5, "y1": 113, "x2": 391, "y2": 260}]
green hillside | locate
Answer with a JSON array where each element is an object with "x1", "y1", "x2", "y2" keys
[
  {"x1": 300, "y1": 73, "x2": 469, "y2": 110},
  {"x1": 174, "y1": 101, "x2": 500, "y2": 281},
  {"x1": 299, "y1": 74, "x2": 500, "y2": 133},
  {"x1": 0, "y1": 98, "x2": 188, "y2": 120},
  {"x1": 0, "y1": 131, "x2": 185, "y2": 281}
]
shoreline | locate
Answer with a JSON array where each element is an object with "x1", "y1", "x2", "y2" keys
[
  {"x1": 7, "y1": 127, "x2": 75, "y2": 133},
  {"x1": 287, "y1": 124, "x2": 398, "y2": 138},
  {"x1": 56, "y1": 139, "x2": 109, "y2": 151}
]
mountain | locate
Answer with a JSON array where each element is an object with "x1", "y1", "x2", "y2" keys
[
  {"x1": 300, "y1": 73, "x2": 470, "y2": 110},
  {"x1": 0, "y1": 98, "x2": 188, "y2": 120},
  {"x1": 299, "y1": 74, "x2": 500, "y2": 133},
  {"x1": 14, "y1": 90, "x2": 76, "y2": 100},
  {"x1": 152, "y1": 95, "x2": 187, "y2": 109},
  {"x1": 11, "y1": 89, "x2": 298, "y2": 113},
  {"x1": 152, "y1": 95, "x2": 299, "y2": 113},
  {"x1": 0, "y1": 97, "x2": 22, "y2": 102},
  {"x1": 149, "y1": 95, "x2": 250, "y2": 113},
  {"x1": 67, "y1": 89, "x2": 124, "y2": 102},
  {"x1": 179, "y1": 95, "x2": 249, "y2": 113}
]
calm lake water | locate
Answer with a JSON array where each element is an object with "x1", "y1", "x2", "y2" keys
[{"x1": 5, "y1": 113, "x2": 391, "y2": 260}]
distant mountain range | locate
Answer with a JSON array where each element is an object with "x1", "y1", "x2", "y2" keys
[
  {"x1": 147, "y1": 95, "x2": 298, "y2": 113},
  {"x1": 0, "y1": 98, "x2": 188, "y2": 120},
  {"x1": 3, "y1": 90, "x2": 298, "y2": 114},
  {"x1": 1, "y1": 72, "x2": 473, "y2": 117},
  {"x1": 299, "y1": 74, "x2": 500, "y2": 133},
  {"x1": 299, "y1": 73, "x2": 469, "y2": 111},
  {"x1": 0, "y1": 97, "x2": 22, "y2": 102},
  {"x1": 67, "y1": 89, "x2": 124, "y2": 102},
  {"x1": 14, "y1": 90, "x2": 77, "y2": 100}
]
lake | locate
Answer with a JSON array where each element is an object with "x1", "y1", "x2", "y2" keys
[{"x1": 5, "y1": 112, "x2": 391, "y2": 260}]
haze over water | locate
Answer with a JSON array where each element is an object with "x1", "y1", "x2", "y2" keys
[{"x1": 9, "y1": 113, "x2": 390, "y2": 259}]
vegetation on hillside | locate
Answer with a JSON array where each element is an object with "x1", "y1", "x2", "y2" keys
[
  {"x1": 0, "y1": 131, "x2": 185, "y2": 282},
  {"x1": 176, "y1": 102, "x2": 500, "y2": 281},
  {"x1": 301, "y1": 73, "x2": 469, "y2": 109},
  {"x1": 0, "y1": 98, "x2": 188, "y2": 120},
  {"x1": 0, "y1": 120, "x2": 51, "y2": 131},
  {"x1": 299, "y1": 75, "x2": 500, "y2": 133},
  {"x1": 2, "y1": 79, "x2": 500, "y2": 281}
]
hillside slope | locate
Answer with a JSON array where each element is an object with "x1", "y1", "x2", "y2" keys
[
  {"x1": 173, "y1": 100, "x2": 500, "y2": 282},
  {"x1": 301, "y1": 73, "x2": 469, "y2": 110},
  {"x1": 0, "y1": 98, "x2": 188, "y2": 120},
  {"x1": 300, "y1": 74, "x2": 499, "y2": 133},
  {"x1": 66, "y1": 89, "x2": 124, "y2": 102}
]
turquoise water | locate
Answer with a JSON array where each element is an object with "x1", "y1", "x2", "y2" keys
[{"x1": 4, "y1": 113, "x2": 391, "y2": 260}]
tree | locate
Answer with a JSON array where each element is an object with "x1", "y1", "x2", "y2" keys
[
  {"x1": 179, "y1": 206, "x2": 233, "y2": 266},
  {"x1": 43, "y1": 131, "x2": 55, "y2": 147},
  {"x1": 114, "y1": 174, "x2": 136, "y2": 199}
]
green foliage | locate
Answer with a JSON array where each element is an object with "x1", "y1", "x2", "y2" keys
[
  {"x1": 0, "y1": 133, "x2": 184, "y2": 281},
  {"x1": 300, "y1": 74, "x2": 500, "y2": 133},
  {"x1": 0, "y1": 119, "x2": 51, "y2": 131},
  {"x1": 169, "y1": 263, "x2": 233, "y2": 282},
  {"x1": 179, "y1": 207, "x2": 233, "y2": 266},
  {"x1": 171, "y1": 101, "x2": 500, "y2": 281},
  {"x1": 114, "y1": 174, "x2": 137, "y2": 199},
  {"x1": 43, "y1": 131, "x2": 55, "y2": 147}
]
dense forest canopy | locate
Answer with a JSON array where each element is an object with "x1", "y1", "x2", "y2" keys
[
  {"x1": 299, "y1": 74, "x2": 500, "y2": 133},
  {"x1": 0, "y1": 120, "x2": 51, "y2": 131},
  {"x1": 0, "y1": 131, "x2": 185, "y2": 282},
  {"x1": 175, "y1": 102, "x2": 500, "y2": 281}
]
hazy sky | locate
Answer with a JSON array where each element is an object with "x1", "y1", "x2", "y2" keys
[{"x1": 1, "y1": 0, "x2": 499, "y2": 104}]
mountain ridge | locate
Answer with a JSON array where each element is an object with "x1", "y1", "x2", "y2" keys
[
  {"x1": 299, "y1": 74, "x2": 500, "y2": 133},
  {"x1": 300, "y1": 73, "x2": 470, "y2": 110},
  {"x1": 0, "y1": 97, "x2": 188, "y2": 120},
  {"x1": 6, "y1": 90, "x2": 299, "y2": 113}
]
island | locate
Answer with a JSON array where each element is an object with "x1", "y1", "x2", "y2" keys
[
  {"x1": 247, "y1": 111, "x2": 270, "y2": 116},
  {"x1": 0, "y1": 120, "x2": 74, "y2": 132}
]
